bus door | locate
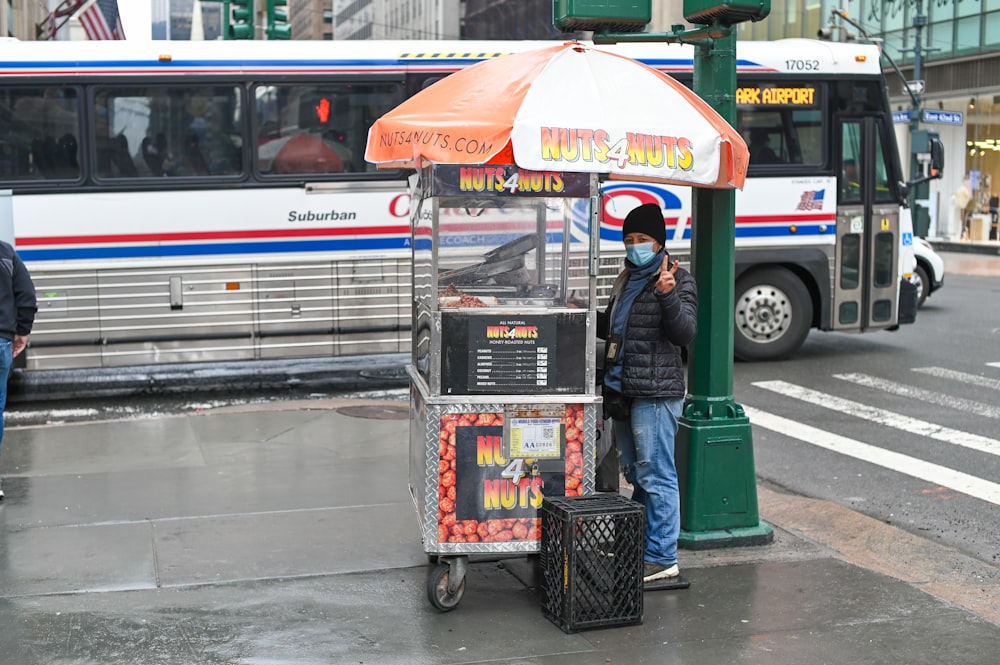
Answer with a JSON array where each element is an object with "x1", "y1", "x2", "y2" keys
[{"x1": 833, "y1": 117, "x2": 900, "y2": 331}]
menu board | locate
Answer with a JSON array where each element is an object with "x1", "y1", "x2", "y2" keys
[
  {"x1": 468, "y1": 315, "x2": 555, "y2": 393},
  {"x1": 439, "y1": 311, "x2": 587, "y2": 395}
]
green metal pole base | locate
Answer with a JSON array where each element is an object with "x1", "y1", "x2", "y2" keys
[
  {"x1": 675, "y1": 411, "x2": 773, "y2": 549},
  {"x1": 679, "y1": 522, "x2": 773, "y2": 550}
]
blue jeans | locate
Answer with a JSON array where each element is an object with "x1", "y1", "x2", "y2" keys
[
  {"x1": 0, "y1": 339, "x2": 11, "y2": 455},
  {"x1": 615, "y1": 396, "x2": 684, "y2": 565}
]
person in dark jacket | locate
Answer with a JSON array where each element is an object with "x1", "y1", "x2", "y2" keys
[
  {"x1": 598, "y1": 203, "x2": 698, "y2": 583},
  {"x1": 0, "y1": 240, "x2": 36, "y2": 500}
]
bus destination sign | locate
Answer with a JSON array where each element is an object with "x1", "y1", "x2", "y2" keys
[{"x1": 737, "y1": 86, "x2": 817, "y2": 106}]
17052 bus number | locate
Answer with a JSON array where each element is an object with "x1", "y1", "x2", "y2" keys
[{"x1": 785, "y1": 59, "x2": 820, "y2": 71}]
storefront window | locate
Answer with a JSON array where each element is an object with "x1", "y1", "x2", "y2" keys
[
  {"x1": 987, "y1": 11, "x2": 1000, "y2": 49},
  {"x1": 866, "y1": 0, "x2": 907, "y2": 32},
  {"x1": 736, "y1": 0, "x2": 991, "y2": 59},
  {"x1": 956, "y1": 0, "x2": 982, "y2": 17},
  {"x1": 804, "y1": 2, "x2": 824, "y2": 39},
  {"x1": 785, "y1": 0, "x2": 803, "y2": 37},
  {"x1": 881, "y1": 29, "x2": 906, "y2": 62},
  {"x1": 955, "y1": 16, "x2": 982, "y2": 55},
  {"x1": 769, "y1": 0, "x2": 786, "y2": 39},
  {"x1": 927, "y1": 21, "x2": 955, "y2": 59}
]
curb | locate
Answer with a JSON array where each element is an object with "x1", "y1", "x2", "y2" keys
[
  {"x1": 928, "y1": 239, "x2": 1000, "y2": 256},
  {"x1": 8, "y1": 353, "x2": 411, "y2": 403}
]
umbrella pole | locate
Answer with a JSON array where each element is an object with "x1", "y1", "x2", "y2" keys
[{"x1": 676, "y1": 30, "x2": 773, "y2": 549}]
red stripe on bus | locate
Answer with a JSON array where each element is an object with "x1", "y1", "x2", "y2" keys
[
  {"x1": 736, "y1": 214, "x2": 837, "y2": 224},
  {"x1": 0, "y1": 67, "x2": 404, "y2": 76},
  {"x1": 16, "y1": 226, "x2": 412, "y2": 246}
]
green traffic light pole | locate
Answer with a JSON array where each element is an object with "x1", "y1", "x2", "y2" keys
[{"x1": 595, "y1": 16, "x2": 773, "y2": 549}]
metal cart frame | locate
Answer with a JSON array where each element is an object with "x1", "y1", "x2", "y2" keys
[{"x1": 406, "y1": 163, "x2": 603, "y2": 610}]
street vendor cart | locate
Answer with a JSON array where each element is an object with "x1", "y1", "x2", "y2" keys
[
  {"x1": 363, "y1": 41, "x2": 753, "y2": 613},
  {"x1": 407, "y1": 163, "x2": 602, "y2": 611}
]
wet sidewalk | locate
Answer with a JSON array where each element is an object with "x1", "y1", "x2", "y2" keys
[{"x1": 1, "y1": 398, "x2": 999, "y2": 664}]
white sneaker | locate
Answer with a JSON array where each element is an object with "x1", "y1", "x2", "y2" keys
[{"x1": 643, "y1": 561, "x2": 679, "y2": 583}]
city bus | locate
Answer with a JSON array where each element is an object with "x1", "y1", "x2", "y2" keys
[{"x1": 0, "y1": 37, "x2": 936, "y2": 372}]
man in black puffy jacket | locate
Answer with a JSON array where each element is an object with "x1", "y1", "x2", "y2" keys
[
  {"x1": 0, "y1": 240, "x2": 36, "y2": 501},
  {"x1": 598, "y1": 203, "x2": 698, "y2": 583}
]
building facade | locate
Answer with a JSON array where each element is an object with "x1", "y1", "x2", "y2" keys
[
  {"x1": 332, "y1": 0, "x2": 459, "y2": 40},
  {"x1": 290, "y1": 0, "x2": 332, "y2": 40},
  {"x1": 4, "y1": 0, "x2": 49, "y2": 39},
  {"x1": 463, "y1": 0, "x2": 565, "y2": 40}
]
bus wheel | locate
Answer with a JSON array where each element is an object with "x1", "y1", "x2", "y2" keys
[{"x1": 734, "y1": 268, "x2": 812, "y2": 361}]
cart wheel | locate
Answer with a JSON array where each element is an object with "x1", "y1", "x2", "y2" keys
[{"x1": 427, "y1": 562, "x2": 465, "y2": 611}]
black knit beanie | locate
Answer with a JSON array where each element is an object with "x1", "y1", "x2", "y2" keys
[{"x1": 622, "y1": 203, "x2": 666, "y2": 246}]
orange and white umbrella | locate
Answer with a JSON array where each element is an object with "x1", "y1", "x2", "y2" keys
[{"x1": 365, "y1": 42, "x2": 748, "y2": 189}]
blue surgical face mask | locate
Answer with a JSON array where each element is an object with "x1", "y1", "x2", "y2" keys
[{"x1": 625, "y1": 242, "x2": 657, "y2": 267}]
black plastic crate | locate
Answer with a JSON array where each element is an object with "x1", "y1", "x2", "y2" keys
[{"x1": 539, "y1": 494, "x2": 644, "y2": 633}]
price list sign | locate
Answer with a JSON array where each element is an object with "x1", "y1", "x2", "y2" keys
[{"x1": 468, "y1": 315, "x2": 556, "y2": 393}]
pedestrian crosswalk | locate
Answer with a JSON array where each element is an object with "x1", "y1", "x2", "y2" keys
[
  {"x1": 745, "y1": 361, "x2": 1000, "y2": 507},
  {"x1": 743, "y1": 406, "x2": 1000, "y2": 506},
  {"x1": 911, "y1": 366, "x2": 1000, "y2": 392},
  {"x1": 833, "y1": 372, "x2": 1000, "y2": 420},
  {"x1": 752, "y1": 379, "x2": 1000, "y2": 456}
]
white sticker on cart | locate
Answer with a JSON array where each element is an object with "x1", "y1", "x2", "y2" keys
[{"x1": 508, "y1": 417, "x2": 562, "y2": 459}]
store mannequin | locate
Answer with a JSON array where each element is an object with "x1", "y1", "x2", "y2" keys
[{"x1": 954, "y1": 177, "x2": 972, "y2": 239}]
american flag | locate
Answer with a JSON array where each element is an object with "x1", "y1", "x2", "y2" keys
[
  {"x1": 74, "y1": 0, "x2": 125, "y2": 40},
  {"x1": 796, "y1": 189, "x2": 826, "y2": 211}
]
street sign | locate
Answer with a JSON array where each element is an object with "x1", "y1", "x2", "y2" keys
[
  {"x1": 903, "y1": 80, "x2": 925, "y2": 95},
  {"x1": 920, "y1": 109, "x2": 964, "y2": 126},
  {"x1": 893, "y1": 110, "x2": 911, "y2": 123}
]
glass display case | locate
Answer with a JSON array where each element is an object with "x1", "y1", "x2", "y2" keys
[{"x1": 410, "y1": 164, "x2": 597, "y2": 396}]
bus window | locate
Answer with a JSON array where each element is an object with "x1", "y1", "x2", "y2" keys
[
  {"x1": 0, "y1": 88, "x2": 80, "y2": 182},
  {"x1": 93, "y1": 86, "x2": 243, "y2": 179},
  {"x1": 747, "y1": 126, "x2": 782, "y2": 164},
  {"x1": 873, "y1": 124, "x2": 895, "y2": 202},
  {"x1": 873, "y1": 231, "x2": 894, "y2": 288},
  {"x1": 872, "y1": 229, "x2": 895, "y2": 322},
  {"x1": 840, "y1": 233, "x2": 861, "y2": 290},
  {"x1": 792, "y1": 109, "x2": 823, "y2": 164},
  {"x1": 737, "y1": 82, "x2": 823, "y2": 166},
  {"x1": 738, "y1": 109, "x2": 822, "y2": 166},
  {"x1": 254, "y1": 82, "x2": 401, "y2": 176},
  {"x1": 833, "y1": 80, "x2": 884, "y2": 114},
  {"x1": 841, "y1": 122, "x2": 862, "y2": 202}
]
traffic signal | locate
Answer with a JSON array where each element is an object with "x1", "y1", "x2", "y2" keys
[
  {"x1": 817, "y1": 26, "x2": 857, "y2": 41},
  {"x1": 553, "y1": 0, "x2": 650, "y2": 33},
  {"x1": 230, "y1": 0, "x2": 254, "y2": 40},
  {"x1": 929, "y1": 136, "x2": 944, "y2": 179},
  {"x1": 267, "y1": 0, "x2": 291, "y2": 40}
]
